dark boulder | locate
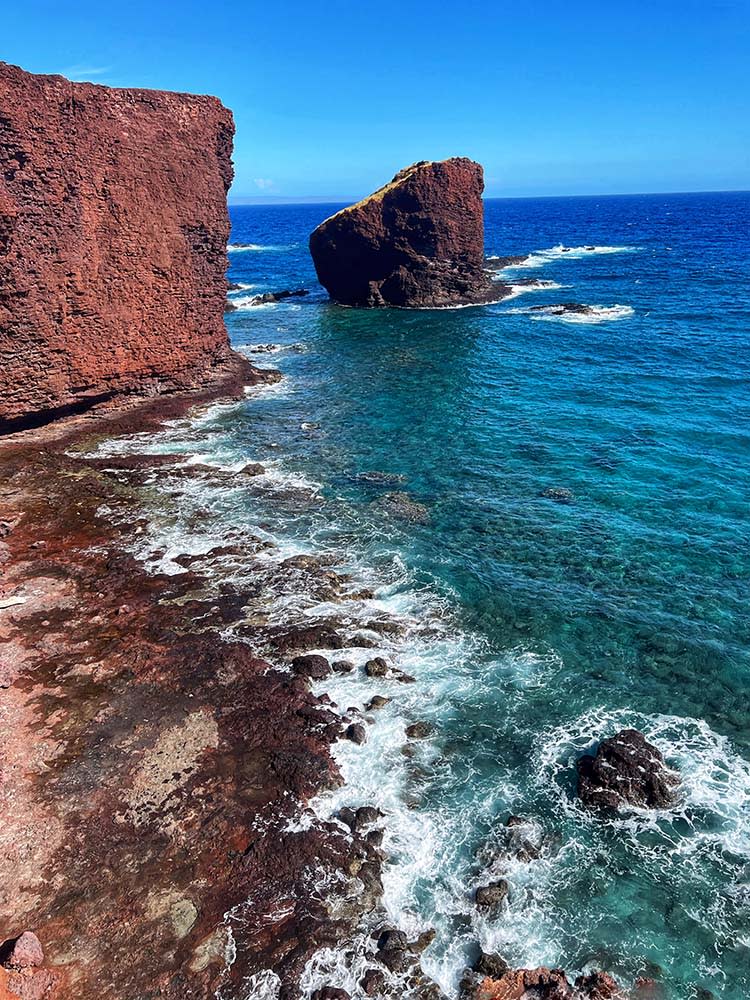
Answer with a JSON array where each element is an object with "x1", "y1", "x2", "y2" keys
[
  {"x1": 291, "y1": 654, "x2": 331, "y2": 680},
  {"x1": 475, "y1": 880, "x2": 509, "y2": 910},
  {"x1": 577, "y1": 729, "x2": 679, "y2": 811},
  {"x1": 344, "y1": 723, "x2": 367, "y2": 745}
]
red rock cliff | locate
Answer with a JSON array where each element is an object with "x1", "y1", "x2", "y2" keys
[
  {"x1": 309, "y1": 157, "x2": 503, "y2": 308},
  {"x1": 0, "y1": 62, "x2": 238, "y2": 432}
]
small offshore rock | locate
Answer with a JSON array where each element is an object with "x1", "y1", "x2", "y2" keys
[
  {"x1": 406, "y1": 721, "x2": 433, "y2": 739},
  {"x1": 475, "y1": 880, "x2": 509, "y2": 909},
  {"x1": 367, "y1": 695, "x2": 391, "y2": 711},
  {"x1": 249, "y1": 288, "x2": 309, "y2": 306},
  {"x1": 345, "y1": 723, "x2": 367, "y2": 745},
  {"x1": 239, "y1": 462, "x2": 266, "y2": 476},
  {"x1": 291, "y1": 654, "x2": 331, "y2": 680},
  {"x1": 577, "y1": 728, "x2": 680, "y2": 811},
  {"x1": 311, "y1": 989, "x2": 351, "y2": 1000},
  {"x1": 332, "y1": 659, "x2": 355, "y2": 674},
  {"x1": 394, "y1": 670, "x2": 416, "y2": 683},
  {"x1": 364, "y1": 657, "x2": 390, "y2": 678}
]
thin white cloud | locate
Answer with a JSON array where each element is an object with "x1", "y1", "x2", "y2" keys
[
  {"x1": 60, "y1": 65, "x2": 112, "y2": 82},
  {"x1": 253, "y1": 178, "x2": 276, "y2": 191}
]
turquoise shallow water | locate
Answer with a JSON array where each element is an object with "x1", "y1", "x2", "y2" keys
[{"x1": 221, "y1": 193, "x2": 749, "y2": 997}]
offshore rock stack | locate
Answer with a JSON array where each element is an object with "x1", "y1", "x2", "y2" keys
[{"x1": 309, "y1": 158, "x2": 507, "y2": 308}]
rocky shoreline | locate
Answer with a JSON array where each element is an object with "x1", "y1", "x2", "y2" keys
[{"x1": 0, "y1": 361, "x2": 680, "y2": 1000}]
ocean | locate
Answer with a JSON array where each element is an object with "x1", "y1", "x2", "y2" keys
[{"x1": 106, "y1": 192, "x2": 750, "y2": 998}]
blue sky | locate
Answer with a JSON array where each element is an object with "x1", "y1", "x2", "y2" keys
[{"x1": 4, "y1": 0, "x2": 749, "y2": 201}]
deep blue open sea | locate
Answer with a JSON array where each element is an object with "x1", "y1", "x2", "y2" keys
[{"x1": 118, "y1": 192, "x2": 750, "y2": 998}]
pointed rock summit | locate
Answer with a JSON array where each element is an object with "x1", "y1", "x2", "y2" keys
[{"x1": 309, "y1": 157, "x2": 506, "y2": 308}]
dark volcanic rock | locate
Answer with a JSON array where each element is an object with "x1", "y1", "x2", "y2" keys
[
  {"x1": 309, "y1": 158, "x2": 507, "y2": 308},
  {"x1": 0, "y1": 62, "x2": 242, "y2": 433},
  {"x1": 291, "y1": 654, "x2": 332, "y2": 680},
  {"x1": 577, "y1": 729, "x2": 680, "y2": 811},
  {"x1": 344, "y1": 723, "x2": 368, "y2": 745},
  {"x1": 474, "y1": 880, "x2": 509, "y2": 910},
  {"x1": 248, "y1": 288, "x2": 309, "y2": 306}
]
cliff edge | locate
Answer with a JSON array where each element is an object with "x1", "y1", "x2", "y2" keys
[
  {"x1": 309, "y1": 157, "x2": 504, "y2": 308},
  {"x1": 0, "y1": 62, "x2": 243, "y2": 433}
]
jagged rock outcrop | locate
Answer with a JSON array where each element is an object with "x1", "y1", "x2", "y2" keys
[
  {"x1": 463, "y1": 966, "x2": 622, "y2": 1000},
  {"x1": 577, "y1": 729, "x2": 680, "y2": 811},
  {"x1": 0, "y1": 62, "x2": 242, "y2": 433},
  {"x1": 309, "y1": 158, "x2": 506, "y2": 308}
]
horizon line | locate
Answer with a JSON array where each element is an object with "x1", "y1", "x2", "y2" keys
[{"x1": 229, "y1": 186, "x2": 750, "y2": 207}]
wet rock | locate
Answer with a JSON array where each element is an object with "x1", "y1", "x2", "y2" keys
[
  {"x1": 378, "y1": 491, "x2": 430, "y2": 524},
  {"x1": 540, "y1": 487, "x2": 574, "y2": 503},
  {"x1": 332, "y1": 660, "x2": 355, "y2": 674},
  {"x1": 364, "y1": 657, "x2": 390, "y2": 678},
  {"x1": 350, "y1": 634, "x2": 378, "y2": 648},
  {"x1": 311, "y1": 989, "x2": 351, "y2": 1000},
  {"x1": 271, "y1": 623, "x2": 345, "y2": 653},
  {"x1": 485, "y1": 254, "x2": 528, "y2": 269},
  {"x1": 577, "y1": 729, "x2": 680, "y2": 811},
  {"x1": 473, "y1": 952, "x2": 509, "y2": 979},
  {"x1": 377, "y1": 928, "x2": 409, "y2": 952},
  {"x1": 575, "y1": 972, "x2": 624, "y2": 998},
  {"x1": 344, "y1": 723, "x2": 367, "y2": 745},
  {"x1": 475, "y1": 880, "x2": 509, "y2": 910},
  {"x1": 249, "y1": 288, "x2": 309, "y2": 306},
  {"x1": 309, "y1": 158, "x2": 505, "y2": 308},
  {"x1": 1, "y1": 932, "x2": 44, "y2": 969},
  {"x1": 394, "y1": 669, "x2": 416, "y2": 683},
  {"x1": 413, "y1": 929, "x2": 437, "y2": 952},
  {"x1": 367, "y1": 695, "x2": 391, "y2": 711},
  {"x1": 406, "y1": 721, "x2": 433, "y2": 739},
  {"x1": 529, "y1": 302, "x2": 595, "y2": 316},
  {"x1": 366, "y1": 829, "x2": 384, "y2": 848},
  {"x1": 239, "y1": 462, "x2": 266, "y2": 476},
  {"x1": 360, "y1": 968, "x2": 386, "y2": 996},
  {"x1": 504, "y1": 815, "x2": 545, "y2": 861},
  {"x1": 338, "y1": 807, "x2": 357, "y2": 830},
  {"x1": 355, "y1": 806, "x2": 383, "y2": 828},
  {"x1": 281, "y1": 554, "x2": 325, "y2": 571},
  {"x1": 291, "y1": 654, "x2": 332, "y2": 680}
]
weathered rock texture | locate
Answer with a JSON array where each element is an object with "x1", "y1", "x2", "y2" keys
[
  {"x1": 309, "y1": 158, "x2": 504, "y2": 308},
  {"x1": 466, "y1": 966, "x2": 622, "y2": 1000},
  {"x1": 577, "y1": 729, "x2": 680, "y2": 812},
  {"x1": 0, "y1": 62, "x2": 239, "y2": 433}
]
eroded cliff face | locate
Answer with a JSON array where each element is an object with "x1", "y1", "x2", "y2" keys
[
  {"x1": 309, "y1": 157, "x2": 504, "y2": 308},
  {"x1": 0, "y1": 62, "x2": 239, "y2": 432}
]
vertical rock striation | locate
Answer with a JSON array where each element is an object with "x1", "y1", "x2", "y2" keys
[
  {"x1": 309, "y1": 157, "x2": 505, "y2": 308},
  {"x1": 0, "y1": 62, "x2": 242, "y2": 433}
]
